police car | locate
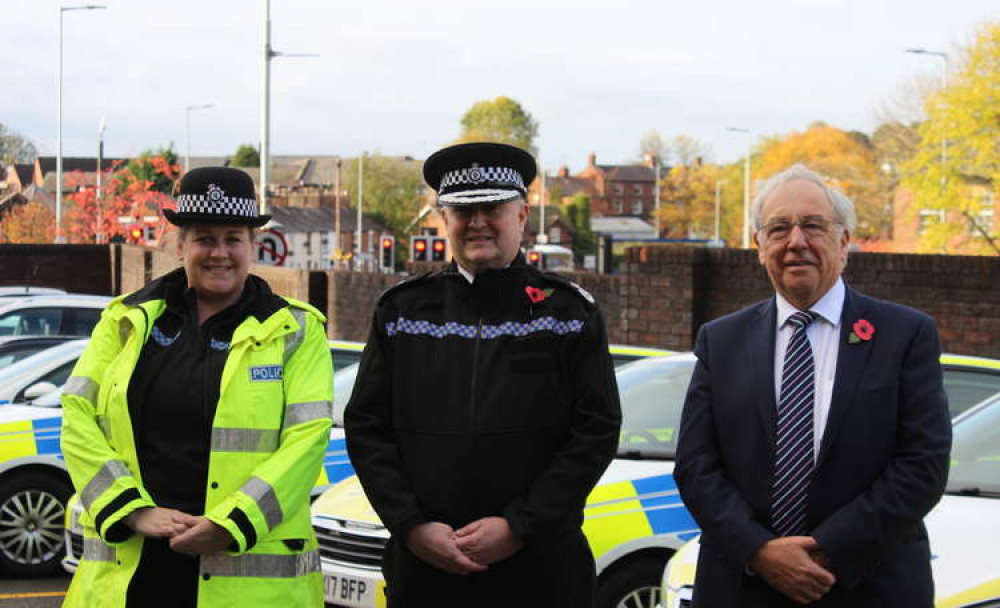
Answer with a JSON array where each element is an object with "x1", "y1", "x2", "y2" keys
[
  {"x1": 310, "y1": 352, "x2": 1000, "y2": 608},
  {"x1": 660, "y1": 391, "x2": 1000, "y2": 608}
]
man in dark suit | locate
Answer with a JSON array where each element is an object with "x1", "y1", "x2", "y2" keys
[{"x1": 674, "y1": 164, "x2": 951, "y2": 607}]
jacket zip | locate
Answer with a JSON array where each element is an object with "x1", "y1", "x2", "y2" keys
[{"x1": 469, "y1": 317, "x2": 483, "y2": 431}]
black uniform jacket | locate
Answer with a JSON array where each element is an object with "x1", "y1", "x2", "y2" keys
[{"x1": 344, "y1": 255, "x2": 621, "y2": 551}]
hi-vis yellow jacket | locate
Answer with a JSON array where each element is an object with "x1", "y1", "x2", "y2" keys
[{"x1": 60, "y1": 290, "x2": 332, "y2": 607}]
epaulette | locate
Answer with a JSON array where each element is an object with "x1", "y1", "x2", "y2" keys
[
  {"x1": 376, "y1": 271, "x2": 434, "y2": 305},
  {"x1": 533, "y1": 270, "x2": 597, "y2": 308}
]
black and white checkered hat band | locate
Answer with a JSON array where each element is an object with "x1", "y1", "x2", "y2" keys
[
  {"x1": 175, "y1": 194, "x2": 258, "y2": 218},
  {"x1": 438, "y1": 189, "x2": 523, "y2": 205},
  {"x1": 439, "y1": 166, "x2": 525, "y2": 192}
]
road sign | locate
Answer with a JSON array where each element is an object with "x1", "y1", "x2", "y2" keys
[{"x1": 258, "y1": 229, "x2": 288, "y2": 266}]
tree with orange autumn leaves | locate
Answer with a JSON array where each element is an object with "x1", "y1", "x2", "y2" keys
[
  {"x1": 64, "y1": 150, "x2": 180, "y2": 244},
  {"x1": 1, "y1": 202, "x2": 56, "y2": 243}
]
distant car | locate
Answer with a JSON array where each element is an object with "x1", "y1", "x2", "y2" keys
[
  {"x1": 0, "y1": 340, "x2": 89, "y2": 406},
  {"x1": 0, "y1": 295, "x2": 110, "y2": 338},
  {"x1": 0, "y1": 336, "x2": 78, "y2": 369},
  {"x1": 661, "y1": 391, "x2": 1000, "y2": 608}
]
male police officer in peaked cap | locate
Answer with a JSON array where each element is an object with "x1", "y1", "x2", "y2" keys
[{"x1": 345, "y1": 142, "x2": 622, "y2": 607}]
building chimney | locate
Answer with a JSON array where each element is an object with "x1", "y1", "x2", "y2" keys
[
  {"x1": 587, "y1": 152, "x2": 596, "y2": 167},
  {"x1": 644, "y1": 153, "x2": 655, "y2": 168},
  {"x1": 558, "y1": 164, "x2": 570, "y2": 178}
]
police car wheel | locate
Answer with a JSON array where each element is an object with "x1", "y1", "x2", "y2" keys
[
  {"x1": 0, "y1": 472, "x2": 72, "y2": 577},
  {"x1": 597, "y1": 556, "x2": 665, "y2": 608}
]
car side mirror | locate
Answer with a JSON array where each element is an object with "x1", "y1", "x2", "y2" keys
[{"x1": 23, "y1": 382, "x2": 58, "y2": 402}]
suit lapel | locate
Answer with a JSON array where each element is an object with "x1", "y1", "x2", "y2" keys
[
  {"x1": 748, "y1": 298, "x2": 778, "y2": 443},
  {"x1": 817, "y1": 286, "x2": 874, "y2": 468}
]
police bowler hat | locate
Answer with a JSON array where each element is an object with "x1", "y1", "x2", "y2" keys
[
  {"x1": 165, "y1": 166, "x2": 271, "y2": 227},
  {"x1": 423, "y1": 142, "x2": 537, "y2": 206}
]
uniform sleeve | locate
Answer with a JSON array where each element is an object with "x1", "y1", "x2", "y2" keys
[
  {"x1": 61, "y1": 308, "x2": 156, "y2": 544},
  {"x1": 343, "y1": 307, "x2": 427, "y2": 540},
  {"x1": 811, "y1": 315, "x2": 951, "y2": 588},
  {"x1": 205, "y1": 308, "x2": 333, "y2": 553},
  {"x1": 502, "y1": 305, "x2": 622, "y2": 544}
]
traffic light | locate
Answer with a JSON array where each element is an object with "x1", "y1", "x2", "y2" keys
[
  {"x1": 527, "y1": 249, "x2": 542, "y2": 267},
  {"x1": 380, "y1": 235, "x2": 395, "y2": 271},
  {"x1": 430, "y1": 237, "x2": 447, "y2": 262},
  {"x1": 411, "y1": 236, "x2": 428, "y2": 262},
  {"x1": 128, "y1": 226, "x2": 143, "y2": 244}
]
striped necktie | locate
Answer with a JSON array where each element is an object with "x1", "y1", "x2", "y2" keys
[{"x1": 772, "y1": 310, "x2": 819, "y2": 537}]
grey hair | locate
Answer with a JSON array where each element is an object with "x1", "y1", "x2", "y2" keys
[{"x1": 751, "y1": 164, "x2": 856, "y2": 232}]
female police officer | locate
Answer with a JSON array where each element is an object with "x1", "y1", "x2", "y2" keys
[{"x1": 61, "y1": 167, "x2": 332, "y2": 607}]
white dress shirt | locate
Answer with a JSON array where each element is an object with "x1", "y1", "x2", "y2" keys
[{"x1": 773, "y1": 278, "x2": 845, "y2": 458}]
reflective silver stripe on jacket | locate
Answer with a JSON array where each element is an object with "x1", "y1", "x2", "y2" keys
[
  {"x1": 201, "y1": 549, "x2": 320, "y2": 579},
  {"x1": 81, "y1": 460, "x2": 131, "y2": 511},
  {"x1": 240, "y1": 476, "x2": 283, "y2": 530},
  {"x1": 282, "y1": 401, "x2": 331, "y2": 429},
  {"x1": 64, "y1": 376, "x2": 100, "y2": 404},
  {"x1": 83, "y1": 538, "x2": 116, "y2": 562},
  {"x1": 211, "y1": 428, "x2": 280, "y2": 453},
  {"x1": 283, "y1": 309, "x2": 306, "y2": 364},
  {"x1": 96, "y1": 415, "x2": 112, "y2": 441}
]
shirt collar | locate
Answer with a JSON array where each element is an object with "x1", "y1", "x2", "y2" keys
[
  {"x1": 775, "y1": 277, "x2": 845, "y2": 329},
  {"x1": 457, "y1": 264, "x2": 475, "y2": 284}
]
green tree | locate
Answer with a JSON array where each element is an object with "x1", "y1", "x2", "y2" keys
[
  {"x1": 343, "y1": 153, "x2": 426, "y2": 259},
  {"x1": 232, "y1": 143, "x2": 260, "y2": 168},
  {"x1": 901, "y1": 21, "x2": 1000, "y2": 255},
  {"x1": 561, "y1": 193, "x2": 594, "y2": 262},
  {"x1": 0, "y1": 123, "x2": 37, "y2": 165},
  {"x1": 122, "y1": 145, "x2": 180, "y2": 195},
  {"x1": 657, "y1": 162, "x2": 729, "y2": 240},
  {"x1": 456, "y1": 97, "x2": 539, "y2": 154}
]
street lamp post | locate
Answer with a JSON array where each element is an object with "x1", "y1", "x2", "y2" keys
[
  {"x1": 727, "y1": 127, "x2": 752, "y2": 248},
  {"x1": 57, "y1": 3, "x2": 106, "y2": 243},
  {"x1": 714, "y1": 180, "x2": 727, "y2": 244},
  {"x1": 653, "y1": 154, "x2": 662, "y2": 236},
  {"x1": 906, "y1": 48, "x2": 949, "y2": 187},
  {"x1": 184, "y1": 104, "x2": 215, "y2": 173},
  {"x1": 261, "y1": 0, "x2": 317, "y2": 215}
]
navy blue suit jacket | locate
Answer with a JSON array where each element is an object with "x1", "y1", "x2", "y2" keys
[{"x1": 674, "y1": 286, "x2": 951, "y2": 608}]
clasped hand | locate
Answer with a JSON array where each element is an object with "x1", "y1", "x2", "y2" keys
[
  {"x1": 751, "y1": 536, "x2": 836, "y2": 605},
  {"x1": 126, "y1": 507, "x2": 233, "y2": 555},
  {"x1": 405, "y1": 517, "x2": 523, "y2": 575}
]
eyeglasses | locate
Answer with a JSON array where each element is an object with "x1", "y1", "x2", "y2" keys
[{"x1": 759, "y1": 217, "x2": 840, "y2": 243}]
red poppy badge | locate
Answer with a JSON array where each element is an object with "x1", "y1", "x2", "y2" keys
[{"x1": 848, "y1": 319, "x2": 875, "y2": 344}]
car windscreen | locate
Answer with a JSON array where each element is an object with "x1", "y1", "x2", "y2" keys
[
  {"x1": 615, "y1": 355, "x2": 696, "y2": 460},
  {"x1": 331, "y1": 363, "x2": 360, "y2": 427},
  {"x1": 947, "y1": 396, "x2": 1000, "y2": 496}
]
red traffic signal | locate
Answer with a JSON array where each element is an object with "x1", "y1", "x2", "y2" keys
[
  {"x1": 527, "y1": 250, "x2": 541, "y2": 267},
  {"x1": 411, "y1": 236, "x2": 429, "y2": 262},
  {"x1": 380, "y1": 235, "x2": 395, "y2": 270},
  {"x1": 128, "y1": 227, "x2": 143, "y2": 243},
  {"x1": 431, "y1": 237, "x2": 447, "y2": 262}
]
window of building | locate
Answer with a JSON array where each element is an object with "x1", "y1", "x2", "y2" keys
[
  {"x1": 632, "y1": 200, "x2": 644, "y2": 215},
  {"x1": 633, "y1": 185, "x2": 643, "y2": 195},
  {"x1": 918, "y1": 209, "x2": 944, "y2": 235},
  {"x1": 614, "y1": 184, "x2": 624, "y2": 195},
  {"x1": 614, "y1": 199, "x2": 624, "y2": 214}
]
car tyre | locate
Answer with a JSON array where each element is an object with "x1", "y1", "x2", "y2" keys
[
  {"x1": 0, "y1": 472, "x2": 72, "y2": 577},
  {"x1": 597, "y1": 555, "x2": 667, "y2": 608}
]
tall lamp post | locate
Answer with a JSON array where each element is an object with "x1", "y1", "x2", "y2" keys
[
  {"x1": 184, "y1": 104, "x2": 215, "y2": 173},
  {"x1": 906, "y1": 48, "x2": 949, "y2": 186},
  {"x1": 57, "y1": 3, "x2": 106, "y2": 243},
  {"x1": 653, "y1": 154, "x2": 662, "y2": 236},
  {"x1": 261, "y1": 0, "x2": 317, "y2": 215},
  {"x1": 727, "y1": 127, "x2": 752, "y2": 248},
  {"x1": 714, "y1": 180, "x2": 727, "y2": 244}
]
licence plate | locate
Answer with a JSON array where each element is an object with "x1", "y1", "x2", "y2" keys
[{"x1": 324, "y1": 572, "x2": 383, "y2": 608}]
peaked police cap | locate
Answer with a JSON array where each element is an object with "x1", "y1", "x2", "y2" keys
[
  {"x1": 423, "y1": 142, "x2": 537, "y2": 206},
  {"x1": 165, "y1": 166, "x2": 271, "y2": 227}
]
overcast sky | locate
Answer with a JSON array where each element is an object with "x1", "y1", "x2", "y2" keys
[{"x1": 4, "y1": 0, "x2": 996, "y2": 171}]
